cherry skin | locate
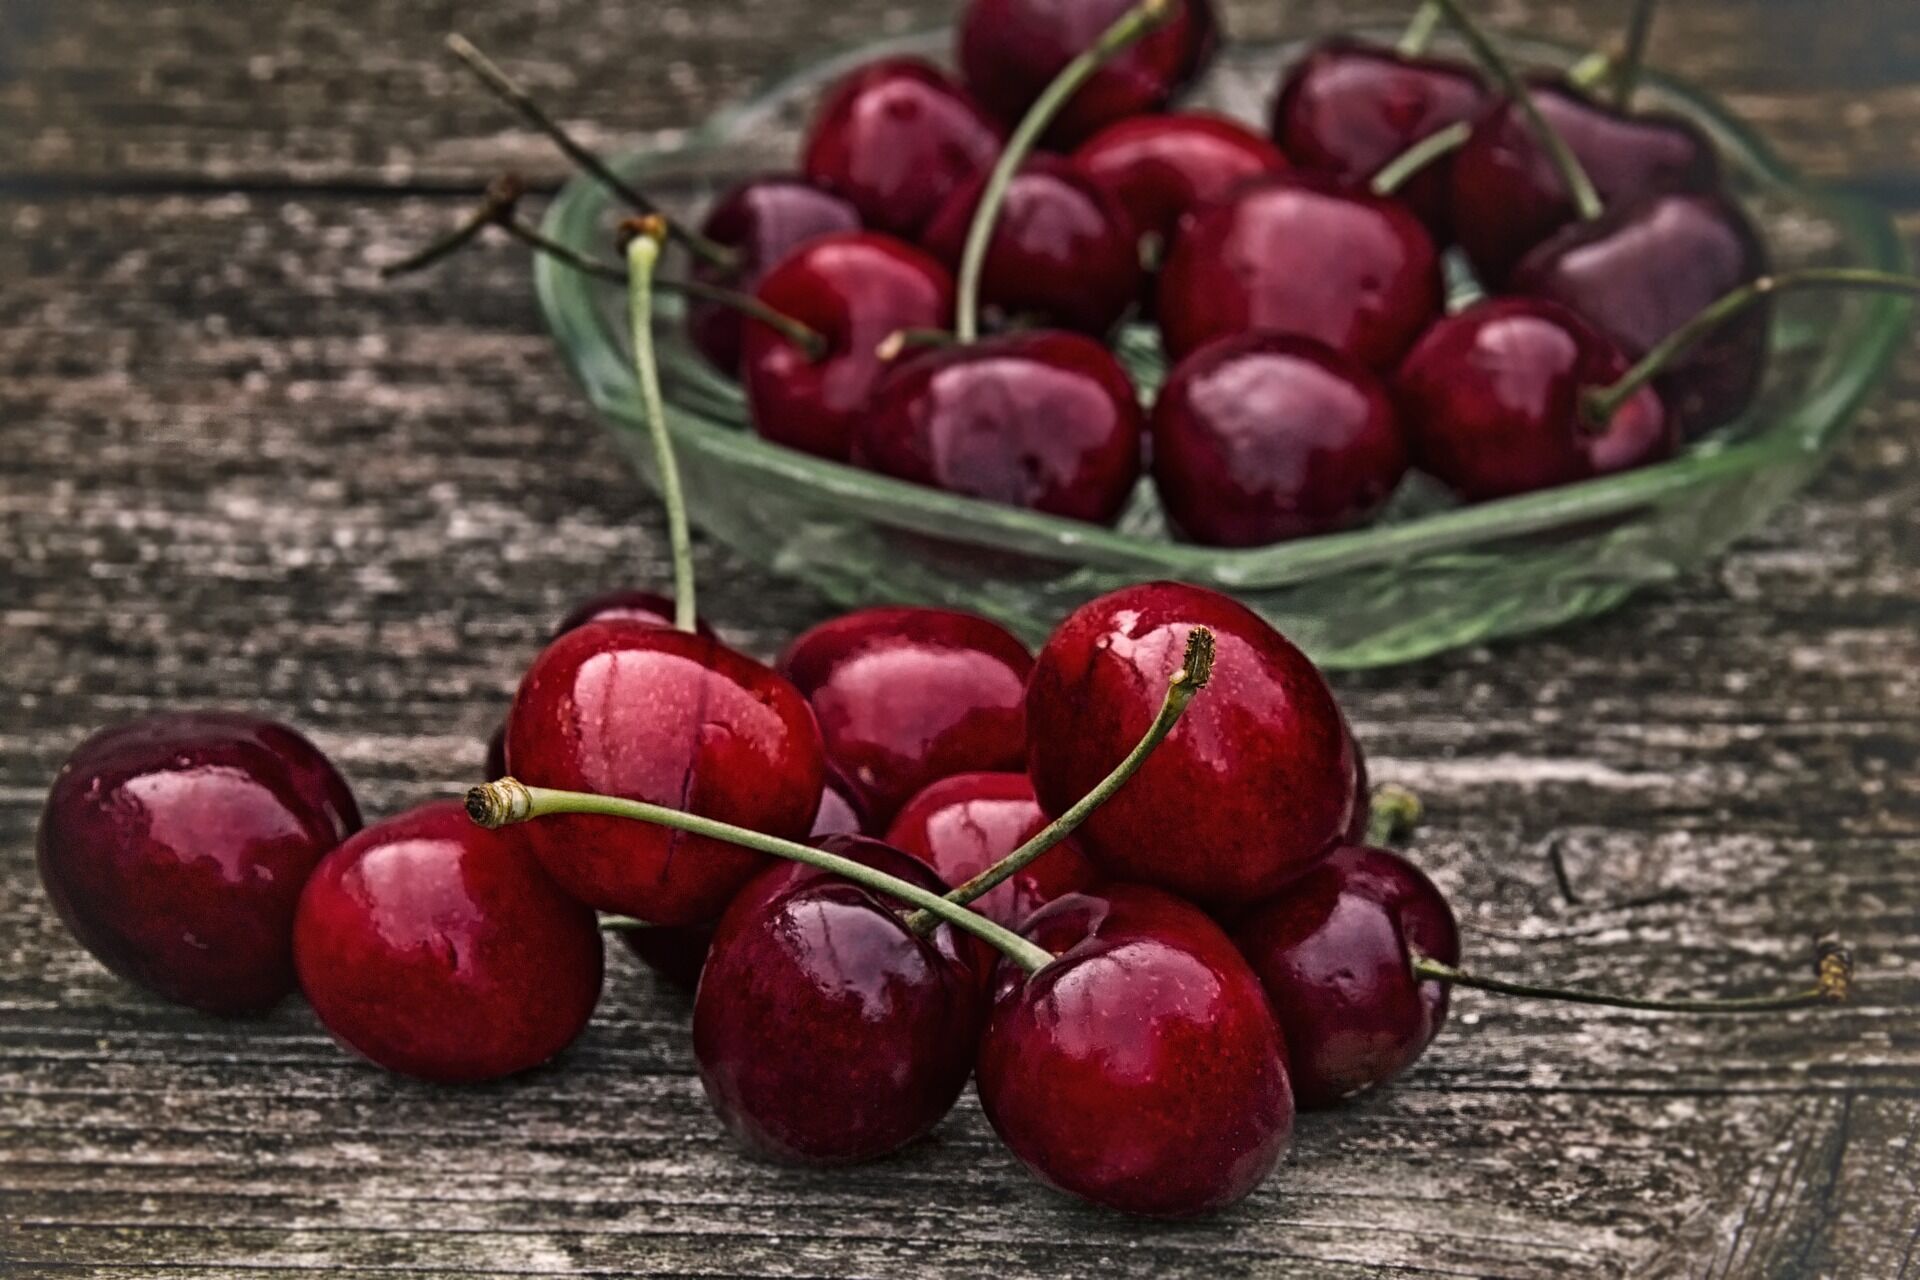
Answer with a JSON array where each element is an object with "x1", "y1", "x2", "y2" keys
[
  {"x1": 1156, "y1": 173, "x2": 1441, "y2": 369},
  {"x1": 1394, "y1": 297, "x2": 1676, "y2": 503},
  {"x1": 884, "y1": 772, "x2": 1100, "y2": 929},
  {"x1": 692, "y1": 835, "x2": 984, "y2": 1164},
  {"x1": 550, "y1": 587, "x2": 714, "y2": 639},
  {"x1": 1151, "y1": 332, "x2": 1407, "y2": 546},
  {"x1": 1071, "y1": 111, "x2": 1288, "y2": 252},
  {"x1": 801, "y1": 57, "x2": 1004, "y2": 240},
  {"x1": 37, "y1": 712, "x2": 359, "y2": 1015},
  {"x1": 505, "y1": 620, "x2": 827, "y2": 925},
  {"x1": 293, "y1": 801, "x2": 603, "y2": 1083},
  {"x1": 957, "y1": 0, "x2": 1219, "y2": 147},
  {"x1": 778, "y1": 606, "x2": 1033, "y2": 827},
  {"x1": 920, "y1": 156, "x2": 1142, "y2": 336},
  {"x1": 1270, "y1": 38, "x2": 1486, "y2": 236},
  {"x1": 1234, "y1": 844, "x2": 1459, "y2": 1107},
  {"x1": 1025, "y1": 582, "x2": 1356, "y2": 905},
  {"x1": 742, "y1": 231, "x2": 955, "y2": 462},
  {"x1": 1511, "y1": 190, "x2": 1770, "y2": 436},
  {"x1": 855, "y1": 330, "x2": 1145, "y2": 524},
  {"x1": 687, "y1": 176, "x2": 863, "y2": 374},
  {"x1": 975, "y1": 883, "x2": 1294, "y2": 1216}
]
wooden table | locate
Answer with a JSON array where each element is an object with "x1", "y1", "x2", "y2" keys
[{"x1": 4, "y1": 2, "x2": 1916, "y2": 1274}]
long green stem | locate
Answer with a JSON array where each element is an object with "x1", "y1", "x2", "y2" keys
[
  {"x1": 1397, "y1": 2, "x2": 1443, "y2": 56},
  {"x1": 954, "y1": 0, "x2": 1176, "y2": 341},
  {"x1": 625, "y1": 220, "x2": 698, "y2": 633},
  {"x1": 1370, "y1": 122, "x2": 1470, "y2": 196},
  {"x1": 467, "y1": 779, "x2": 1055, "y2": 973},
  {"x1": 1413, "y1": 942, "x2": 1851, "y2": 1012},
  {"x1": 1611, "y1": 0, "x2": 1658, "y2": 108}
]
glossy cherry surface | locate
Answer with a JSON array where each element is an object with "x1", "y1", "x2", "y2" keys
[
  {"x1": 1072, "y1": 111, "x2": 1287, "y2": 250},
  {"x1": 884, "y1": 772, "x2": 1099, "y2": 929},
  {"x1": 742, "y1": 232, "x2": 955, "y2": 461},
  {"x1": 1235, "y1": 844, "x2": 1459, "y2": 1107},
  {"x1": 778, "y1": 606, "x2": 1032, "y2": 826},
  {"x1": 505, "y1": 620, "x2": 826, "y2": 925},
  {"x1": 1151, "y1": 332, "x2": 1407, "y2": 546},
  {"x1": 976, "y1": 884, "x2": 1293, "y2": 1216},
  {"x1": 856, "y1": 330, "x2": 1145, "y2": 524},
  {"x1": 37, "y1": 712, "x2": 359, "y2": 1015},
  {"x1": 693, "y1": 835, "x2": 984, "y2": 1164},
  {"x1": 1025, "y1": 582, "x2": 1356, "y2": 904},
  {"x1": 1395, "y1": 297, "x2": 1675, "y2": 502},
  {"x1": 1156, "y1": 173, "x2": 1441, "y2": 368},
  {"x1": 801, "y1": 57, "x2": 1004, "y2": 239},
  {"x1": 550, "y1": 587, "x2": 712, "y2": 639},
  {"x1": 294, "y1": 801, "x2": 603, "y2": 1083}
]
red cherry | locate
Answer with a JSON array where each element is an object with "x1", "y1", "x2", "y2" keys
[
  {"x1": 37, "y1": 712, "x2": 359, "y2": 1015},
  {"x1": 884, "y1": 772, "x2": 1100, "y2": 928},
  {"x1": 975, "y1": 884, "x2": 1293, "y2": 1216},
  {"x1": 811, "y1": 764, "x2": 872, "y2": 838},
  {"x1": 1157, "y1": 173, "x2": 1442, "y2": 368},
  {"x1": 293, "y1": 801, "x2": 603, "y2": 1083},
  {"x1": 550, "y1": 587, "x2": 712, "y2": 639},
  {"x1": 1071, "y1": 110, "x2": 1288, "y2": 248},
  {"x1": 742, "y1": 231, "x2": 954, "y2": 461},
  {"x1": 1025, "y1": 582, "x2": 1356, "y2": 904},
  {"x1": 1235, "y1": 844, "x2": 1459, "y2": 1107},
  {"x1": 801, "y1": 57, "x2": 1004, "y2": 239},
  {"x1": 692, "y1": 835, "x2": 984, "y2": 1164},
  {"x1": 1394, "y1": 297, "x2": 1675, "y2": 502},
  {"x1": 505, "y1": 620, "x2": 826, "y2": 925},
  {"x1": 1150, "y1": 332, "x2": 1407, "y2": 546},
  {"x1": 778, "y1": 606, "x2": 1033, "y2": 827},
  {"x1": 855, "y1": 330, "x2": 1145, "y2": 524}
]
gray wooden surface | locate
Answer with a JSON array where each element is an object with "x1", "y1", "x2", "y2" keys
[{"x1": 2, "y1": 1, "x2": 1917, "y2": 1275}]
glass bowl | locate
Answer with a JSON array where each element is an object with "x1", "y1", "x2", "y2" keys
[{"x1": 536, "y1": 26, "x2": 1910, "y2": 667}]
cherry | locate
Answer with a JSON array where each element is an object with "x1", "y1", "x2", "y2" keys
[
  {"x1": 692, "y1": 834, "x2": 985, "y2": 1164},
  {"x1": 1025, "y1": 582, "x2": 1355, "y2": 905},
  {"x1": 801, "y1": 58, "x2": 1004, "y2": 240},
  {"x1": 550, "y1": 587, "x2": 711, "y2": 639},
  {"x1": 294, "y1": 801, "x2": 603, "y2": 1083},
  {"x1": 1071, "y1": 110, "x2": 1287, "y2": 252},
  {"x1": 811, "y1": 764, "x2": 871, "y2": 838},
  {"x1": 1234, "y1": 844, "x2": 1459, "y2": 1107},
  {"x1": 920, "y1": 156, "x2": 1142, "y2": 336},
  {"x1": 742, "y1": 231, "x2": 955, "y2": 461},
  {"x1": 37, "y1": 712, "x2": 359, "y2": 1015},
  {"x1": 778, "y1": 606, "x2": 1033, "y2": 827},
  {"x1": 975, "y1": 883, "x2": 1293, "y2": 1216},
  {"x1": 1156, "y1": 173, "x2": 1441, "y2": 368},
  {"x1": 884, "y1": 772, "x2": 1100, "y2": 929},
  {"x1": 1150, "y1": 332, "x2": 1407, "y2": 546},
  {"x1": 855, "y1": 330, "x2": 1145, "y2": 524},
  {"x1": 1394, "y1": 296, "x2": 1675, "y2": 502}
]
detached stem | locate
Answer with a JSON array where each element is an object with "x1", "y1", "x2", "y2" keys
[
  {"x1": 379, "y1": 175, "x2": 524, "y2": 277},
  {"x1": 625, "y1": 219, "x2": 698, "y2": 633},
  {"x1": 1397, "y1": 1, "x2": 1443, "y2": 56},
  {"x1": 1412, "y1": 943, "x2": 1852, "y2": 1012},
  {"x1": 1611, "y1": 0, "x2": 1658, "y2": 108},
  {"x1": 1370, "y1": 122, "x2": 1470, "y2": 195},
  {"x1": 467, "y1": 780, "x2": 1055, "y2": 973}
]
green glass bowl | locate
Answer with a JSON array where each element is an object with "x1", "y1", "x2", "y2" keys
[{"x1": 536, "y1": 27, "x2": 1910, "y2": 667}]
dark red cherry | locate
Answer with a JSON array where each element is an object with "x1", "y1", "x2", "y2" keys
[
  {"x1": 1234, "y1": 844, "x2": 1458, "y2": 1107},
  {"x1": 801, "y1": 58, "x2": 1004, "y2": 240},
  {"x1": 1151, "y1": 332, "x2": 1407, "y2": 546},
  {"x1": 920, "y1": 157, "x2": 1142, "y2": 336},
  {"x1": 976, "y1": 883, "x2": 1293, "y2": 1216},
  {"x1": 811, "y1": 764, "x2": 871, "y2": 838},
  {"x1": 293, "y1": 801, "x2": 603, "y2": 1083},
  {"x1": 958, "y1": 0, "x2": 1219, "y2": 147},
  {"x1": 687, "y1": 176, "x2": 863, "y2": 374},
  {"x1": 855, "y1": 330, "x2": 1144, "y2": 524},
  {"x1": 1450, "y1": 80, "x2": 1720, "y2": 286},
  {"x1": 1511, "y1": 190, "x2": 1769, "y2": 435},
  {"x1": 693, "y1": 835, "x2": 984, "y2": 1164},
  {"x1": 550, "y1": 587, "x2": 714, "y2": 640},
  {"x1": 1072, "y1": 111, "x2": 1287, "y2": 250},
  {"x1": 483, "y1": 721, "x2": 509, "y2": 781},
  {"x1": 884, "y1": 772, "x2": 1100, "y2": 929},
  {"x1": 1394, "y1": 297, "x2": 1676, "y2": 502},
  {"x1": 778, "y1": 606, "x2": 1033, "y2": 827},
  {"x1": 505, "y1": 620, "x2": 827, "y2": 925},
  {"x1": 1157, "y1": 173, "x2": 1441, "y2": 368},
  {"x1": 742, "y1": 231, "x2": 955, "y2": 461},
  {"x1": 1026, "y1": 582, "x2": 1356, "y2": 905},
  {"x1": 37, "y1": 712, "x2": 359, "y2": 1015},
  {"x1": 1269, "y1": 38, "x2": 1485, "y2": 235}
]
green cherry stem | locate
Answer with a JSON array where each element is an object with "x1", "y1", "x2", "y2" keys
[
  {"x1": 1370, "y1": 121, "x2": 1471, "y2": 196},
  {"x1": 1397, "y1": 1, "x2": 1443, "y2": 56},
  {"x1": 1365, "y1": 784, "x2": 1423, "y2": 848},
  {"x1": 1611, "y1": 0, "x2": 1659, "y2": 108},
  {"x1": 624, "y1": 217, "x2": 698, "y2": 633},
  {"x1": 1413, "y1": 942, "x2": 1852, "y2": 1012},
  {"x1": 954, "y1": 0, "x2": 1177, "y2": 341},
  {"x1": 466, "y1": 779, "x2": 1056, "y2": 973}
]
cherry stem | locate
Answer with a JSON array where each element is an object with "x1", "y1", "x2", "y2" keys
[
  {"x1": 1365, "y1": 784, "x2": 1423, "y2": 848},
  {"x1": 1582, "y1": 267, "x2": 1920, "y2": 427},
  {"x1": 902, "y1": 628, "x2": 1215, "y2": 936},
  {"x1": 379, "y1": 174, "x2": 526, "y2": 278},
  {"x1": 600, "y1": 914, "x2": 653, "y2": 931},
  {"x1": 444, "y1": 33, "x2": 737, "y2": 272},
  {"x1": 466, "y1": 779, "x2": 1056, "y2": 973},
  {"x1": 1370, "y1": 121, "x2": 1470, "y2": 196},
  {"x1": 1413, "y1": 941, "x2": 1852, "y2": 1013},
  {"x1": 876, "y1": 328, "x2": 962, "y2": 361},
  {"x1": 954, "y1": 0, "x2": 1177, "y2": 342},
  {"x1": 1611, "y1": 0, "x2": 1658, "y2": 108},
  {"x1": 623, "y1": 218, "x2": 699, "y2": 633},
  {"x1": 1428, "y1": 0, "x2": 1605, "y2": 221},
  {"x1": 1397, "y1": 2, "x2": 1443, "y2": 56}
]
